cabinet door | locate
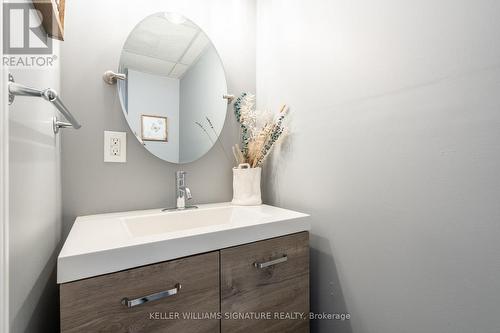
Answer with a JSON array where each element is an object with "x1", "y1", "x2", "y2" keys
[
  {"x1": 60, "y1": 251, "x2": 219, "y2": 333},
  {"x1": 221, "y1": 232, "x2": 309, "y2": 333}
]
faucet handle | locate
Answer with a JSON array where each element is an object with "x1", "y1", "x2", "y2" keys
[{"x1": 184, "y1": 187, "x2": 192, "y2": 200}]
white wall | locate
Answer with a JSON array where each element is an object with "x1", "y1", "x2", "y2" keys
[
  {"x1": 128, "y1": 70, "x2": 180, "y2": 162},
  {"x1": 0, "y1": 3, "x2": 9, "y2": 331},
  {"x1": 180, "y1": 46, "x2": 227, "y2": 162},
  {"x1": 8, "y1": 44, "x2": 62, "y2": 333},
  {"x1": 257, "y1": 1, "x2": 500, "y2": 332},
  {"x1": 61, "y1": 0, "x2": 255, "y2": 234}
]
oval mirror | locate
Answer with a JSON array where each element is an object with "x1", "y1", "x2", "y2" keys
[{"x1": 118, "y1": 12, "x2": 228, "y2": 163}]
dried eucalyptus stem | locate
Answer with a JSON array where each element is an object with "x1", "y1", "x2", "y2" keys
[{"x1": 233, "y1": 92, "x2": 288, "y2": 168}]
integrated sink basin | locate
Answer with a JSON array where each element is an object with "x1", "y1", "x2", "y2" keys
[
  {"x1": 58, "y1": 203, "x2": 310, "y2": 283},
  {"x1": 123, "y1": 206, "x2": 267, "y2": 237}
]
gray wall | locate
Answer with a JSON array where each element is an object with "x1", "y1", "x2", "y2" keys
[
  {"x1": 180, "y1": 46, "x2": 227, "y2": 163},
  {"x1": 8, "y1": 22, "x2": 62, "y2": 333},
  {"x1": 256, "y1": 0, "x2": 500, "y2": 332},
  {"x1": 61, "y1": 0, "x2": 256, "y2": 235},
  {"x1": 128, "y1": 70, "x2": 180, "y2": 162}
]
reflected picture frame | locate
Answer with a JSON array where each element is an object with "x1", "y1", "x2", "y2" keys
[{"x1": 141, "y1": 115, "x2": 168, "y2": 142}]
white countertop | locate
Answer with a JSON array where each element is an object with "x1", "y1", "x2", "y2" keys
[{"x1": 57, "y1": 203, "x2": 310, "y2": 283}]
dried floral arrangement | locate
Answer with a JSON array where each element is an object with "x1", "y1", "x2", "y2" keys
[{"x1": 232, "y1": 93, "x2": 288, "y2": 168}]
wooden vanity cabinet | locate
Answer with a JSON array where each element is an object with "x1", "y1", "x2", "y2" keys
[
  {"x1": 221, "y1": 232, "x2": 310, "y2": 333},
  {"x1": 60, "y1": 252, "x2": 220, "y2": 333},
  {"x1": 60, "y1": 232, "x2": 309, "y2": 333}
]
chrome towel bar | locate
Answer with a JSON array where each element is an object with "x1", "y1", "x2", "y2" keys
[{"x1": 8, "y1": 73, "x2": 81, "y2": 131}]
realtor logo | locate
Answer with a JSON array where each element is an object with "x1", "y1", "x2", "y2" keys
[{"x1": 3, "y1": 2, "x2": 52, "y2": 55}]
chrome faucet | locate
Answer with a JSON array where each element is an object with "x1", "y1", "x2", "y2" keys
[
  {"x1": 163, "y1": 171, "x2": 197, "y2": 211},
  {"x1": 175, "y1": 170, "x2": 191, "y2": 209}
]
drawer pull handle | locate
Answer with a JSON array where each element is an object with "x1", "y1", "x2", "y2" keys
[
  {"x1": 121, "y1": 283, "x2": 181, "y2": 308},
  {"x1": 254, "y1": 255, "x2": 288, "y2": 269}
]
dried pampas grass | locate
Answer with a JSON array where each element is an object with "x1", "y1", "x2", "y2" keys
[{"x1": 232, "y1": 93, "x2": 289, "y2": 167}]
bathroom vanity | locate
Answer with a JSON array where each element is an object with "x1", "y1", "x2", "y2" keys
[
  {"x1": 58, "y1": 203, "x2": 310, "y2": 332},
  {"x1": 58, "y1": 13, "x2": 311, "y2": 331}
]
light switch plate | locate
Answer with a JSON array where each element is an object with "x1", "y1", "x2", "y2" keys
[{"x1": 104, "y1": 131, "x2": 126, "y2": 163}]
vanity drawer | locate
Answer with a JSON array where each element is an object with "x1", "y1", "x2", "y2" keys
[
  {"x1": 60, "y1": 251, "x2": 220, "y2": 333},
  {"x1": 221, "y1": 232, "x2": 309, "y2": 333}
]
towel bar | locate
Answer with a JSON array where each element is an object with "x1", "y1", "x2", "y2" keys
[{"x1": 8, "y1": 73, "x2": 81, "y2": 133}]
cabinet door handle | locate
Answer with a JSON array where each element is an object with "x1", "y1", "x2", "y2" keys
[
  {"x1": 121, "y1": 283, "x2": 181, "y2": 308},
  {"x1": 254, "y1": 255, "x2": 288, "y2": 269}
]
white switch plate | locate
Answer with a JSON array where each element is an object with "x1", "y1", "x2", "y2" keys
[{"x1": 104, "y1": 131, "x2": 126, "y2": 163}]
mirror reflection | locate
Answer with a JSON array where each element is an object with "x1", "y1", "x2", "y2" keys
[{"x1": 118, "y1": 12, "x2": 228, "y2": 163}]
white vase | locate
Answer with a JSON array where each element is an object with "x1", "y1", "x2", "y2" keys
[{"x1": 231, "y1": 163, "x2": 262, "y2": 206}]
